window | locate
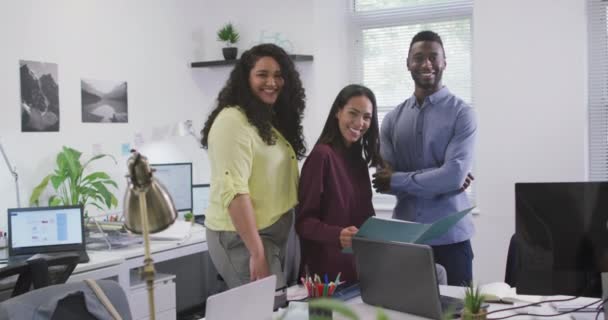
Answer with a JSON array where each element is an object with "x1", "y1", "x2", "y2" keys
[
  {"x1": 351, "y1": 0, "x2": 475, "y2": 208},
  {"x1": 355, "y1": 0, "x2": 461, "y2": 12},
  {"x1": 588, "y1": 0, "x2": 608, "y2": 181}
]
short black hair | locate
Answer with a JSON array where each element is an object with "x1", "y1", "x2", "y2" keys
[{"x1": 408, "y1": 30, "x2": 445, "y2": 56}]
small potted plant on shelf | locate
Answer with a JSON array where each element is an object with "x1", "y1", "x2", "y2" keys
[
  {"x1": 217, "y1": 22, "x2": 240, "y2": 60},
  {"x1": 461, "y1": 283, "x2": 488, "y2": 320}
]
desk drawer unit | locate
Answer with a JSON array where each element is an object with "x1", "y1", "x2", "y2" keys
[{"x1": 129, "y1": 272, "x2": 176, "y2": 320}]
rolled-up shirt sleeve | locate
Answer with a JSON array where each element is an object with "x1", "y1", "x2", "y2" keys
[{"x1": 208, "y1": 110, "x2": 253, "y2": 210}]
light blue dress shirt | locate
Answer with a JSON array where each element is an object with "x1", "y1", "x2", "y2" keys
[{"x1": 380, "y1": 87, "x2": 476, "y2": 245}]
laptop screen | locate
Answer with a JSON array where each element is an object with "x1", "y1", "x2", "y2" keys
[{"x1": 8, "y1": 205, "x2": 85, "y2": 256}]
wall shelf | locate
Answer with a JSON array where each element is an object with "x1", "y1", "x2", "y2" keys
[{"x1": 191, "y1": 54, "x2": 313, "y2": 68}]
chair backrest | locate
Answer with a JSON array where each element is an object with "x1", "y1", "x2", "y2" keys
[
  {"x1": 0, "y1": 280, "x2": 132, "y2": 320},
  {"x1": 27, "y1": 254, "x2": 80, "y2": 289},
  {"x1": 0, "y1": 261, "x2": 33, "y2": 298},
  {"x1": 504, "y1": 234, "x2": 519, "y2": 287}
]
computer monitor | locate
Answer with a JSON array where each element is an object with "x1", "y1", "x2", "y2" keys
[
  {"x1": 192, "y1": 184, "x2": 210, "y2": 217},
  {"x1": 515, "y1": 182, "x2": 608, "y2": 297},
  {"x1": 149, "y1": 162, "x2": 193, "y2": 212}
]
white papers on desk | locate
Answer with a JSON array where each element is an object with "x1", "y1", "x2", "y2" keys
[
  {"x1": 480, "y1": 282, "x2": 543, "y2": 304},
  {"x1": 149, "y1": 221, "x2": 192, "y2": 241},
  {"x1": 287, "y1": 285, "x2": 308, "y2": 301},
  {"x1": 551, "y1": 296, "x2": 604, "y2": 312}
]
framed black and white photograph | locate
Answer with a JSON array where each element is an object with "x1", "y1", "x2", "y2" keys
[
  {"x1": 81, "y1": 78, "x2": 128, "y2": 123},
  {"x1": 20, "y1": 60, "x2": 60, "y2": 132}
]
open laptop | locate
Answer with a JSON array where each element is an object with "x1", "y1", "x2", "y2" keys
[
  {"x1": 5, "y1": 205, "x2": 89, "y2": 263},
  {"x1": 205, "y1": 275, "x2": 276, "y2": 320},
  {"x1": 352, "y1": 237, "x2": 463, "y2": 319}
]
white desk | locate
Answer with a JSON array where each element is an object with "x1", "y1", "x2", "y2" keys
[
  {"x1": 69, "y1": 224, "x2": 209, "y2": 319},
  {"x1": 278, "y1": 286, "x2": 597, "y2": 320},
  {"x1": 71, "y1": 224, "x2": 206, "y2": 286}
]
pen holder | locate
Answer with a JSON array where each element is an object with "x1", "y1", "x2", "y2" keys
[{"x1": 309, "y1": 301, "x2": 332, "y2": 320}]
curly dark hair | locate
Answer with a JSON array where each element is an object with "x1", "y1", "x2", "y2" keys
[
  {"x1": 200, "y1": 43, "x2": 307, "y2": 159},
  {"x1": 317, "y1": 84, "x2": 382, "y2": 167}
]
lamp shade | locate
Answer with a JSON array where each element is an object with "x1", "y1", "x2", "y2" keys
[{"x1": 123, "y1": 151, "x2": 177, "y2": 234}]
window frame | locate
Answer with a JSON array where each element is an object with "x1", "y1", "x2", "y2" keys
[{"x1": 588, "y1": 0, "x2": 608, "y2": 181}]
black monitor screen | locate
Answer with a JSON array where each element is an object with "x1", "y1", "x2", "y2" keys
[{"x1": 515, "y1": 182, "x2": 608, "y2": 297}]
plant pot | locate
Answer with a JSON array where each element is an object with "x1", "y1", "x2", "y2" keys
[
  {"x1": 309, "y1": 305, "x2": 332, "y2": 320},
  {"x1": 461, "y1": 309, "x2": 488, "y2": 320},
  {"x1": 222, "y1": 47, "x2": 238, "y2": 60}
]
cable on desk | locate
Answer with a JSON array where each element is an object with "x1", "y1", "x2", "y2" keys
[{"x1": 487, "y1": 297, "x2": 606, "y2": 320}]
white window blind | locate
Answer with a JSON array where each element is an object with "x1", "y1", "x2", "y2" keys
[
  {"x1": 588, "y1": 0, "x2": 608, "y2": 181},
  {"x1": 355, "y1": 0, "x2": 464, "y2": 12},
  {"x1": 351, "y1": 0, "x2": 475, "y2": 207}
]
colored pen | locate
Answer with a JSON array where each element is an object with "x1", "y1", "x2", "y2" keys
[{"x1": 328, "y1": 282, "x2": 336, "y2": 295}]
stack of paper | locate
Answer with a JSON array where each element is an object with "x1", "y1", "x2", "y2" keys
[
  {"x1": 149, "y1": 220, "x2": 192, "y2": 241},
  {"x1": 479, "y1": 282, "x2": 543, "y2": 304}
]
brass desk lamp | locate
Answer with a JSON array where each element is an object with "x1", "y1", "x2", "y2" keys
[{"x1": 123, "y1": 151, "x2": 177, "y2": 320}]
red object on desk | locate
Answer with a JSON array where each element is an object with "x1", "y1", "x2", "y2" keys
[
  {"x1": 316, "y1": 283, "x2": 325, "y2": 297},
  {"x1": 328, "y1": 283, "x2": 336, "y2": 296}
]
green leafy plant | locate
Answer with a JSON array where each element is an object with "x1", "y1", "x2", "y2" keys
[
  {"x1": 183, "y1": 212, "x2": 194, "y2": 222},
  {"x1": 277, "y1": 298, "x2": 389, "y2": 320},
  {"x1": 462, "y1": 283, "x2": 487, "y2": 320},
  {"x1": 29, "y1": 146, "x2": 118, "y2": 214},
  {"x1": 216, "y1": 22, "x2": 240, "y2": 47}
]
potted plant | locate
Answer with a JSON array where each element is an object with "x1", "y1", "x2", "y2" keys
[
  {"x1": 278, "y1": 297, "x2": 389, "y2": 320},
  {"x1": 183, "y1": 212, "x2": 194, "y2": 223},
  {"x1": 461, "y1": 283, "x2": 488, "y2": 320},
  {"x1": 217, "y1": 22, "x2": 240, "y2": 60},
  {"x1": 29, "y1": 146, "x2": 119, "y2": 215}
]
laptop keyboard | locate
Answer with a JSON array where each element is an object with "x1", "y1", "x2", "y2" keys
[{"x1": 332, "y1": 283, "x2": 361, "y2": 301}]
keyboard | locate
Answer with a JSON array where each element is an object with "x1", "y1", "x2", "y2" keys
[{"x1": 332, "y1": 283, "x2": 361, "y2": 301}]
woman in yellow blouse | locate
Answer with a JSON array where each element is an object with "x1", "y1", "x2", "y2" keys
[{"x1": 200, "y1": 43, "x2": 306, "y2": 290}]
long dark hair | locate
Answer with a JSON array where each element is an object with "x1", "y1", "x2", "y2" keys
[
  {"x1": 200, "y1": 43, "x2": 307, "y2": 159},
  {"x1": 317, "y1": 84, "x2": 382, "y2": 167}
]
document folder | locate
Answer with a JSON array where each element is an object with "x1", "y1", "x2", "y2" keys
[{"x1": 343, "y1": 207, "x2": 474, "y2": 253}]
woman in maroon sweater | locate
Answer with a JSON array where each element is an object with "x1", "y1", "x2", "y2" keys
[{"x1": 296, "y1": 84, "x2": 382, "y2": 284}]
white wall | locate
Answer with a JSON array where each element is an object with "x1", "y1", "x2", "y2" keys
[
  {"x1": 472, "y1": 0, "x2": 588, "y2": 283},
  {"x1": 0, "y1": 0, "x2": 214, "y2": 223},
  {"x1": 0, "y1": 0, "x2": 350, "y2": 227}
]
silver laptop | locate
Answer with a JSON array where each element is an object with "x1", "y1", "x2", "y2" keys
[
  {"x1": 352, "y1": 237, "x2": 462, "y2": 320},
  {"x1": 6, "y1": 205, "x2": 89, "y2": 263},
  {"x1": 205, "y1": 275, "x2": 276, "y2": 320}
]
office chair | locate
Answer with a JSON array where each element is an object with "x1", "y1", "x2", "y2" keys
[
  {"x1": 27, "y1": 253, "x2": 80, "y2": 289},
  {"x1": 0, "y1": 279, "x2": 132, "y2": 320},
  {"x1": 504, "y1": 234, "x2": 519, "y2": 287},
  {"x1": 0, "y1": 261, "x2": 33, "y2": 298}
]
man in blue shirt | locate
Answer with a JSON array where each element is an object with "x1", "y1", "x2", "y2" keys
[{"x1": 372, "y1": 30, "x2": 477, "y2": 286}]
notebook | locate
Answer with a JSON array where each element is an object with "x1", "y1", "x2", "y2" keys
[
  {"x1": 352, "y1": 237, "x2": 463, "y2": 320},
  {"x1": 205, "y1": 275, "x2": 276, "y2": 320},
  {"x1": 6, "y1": 205, "x2": 89, "y2": 263}
]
